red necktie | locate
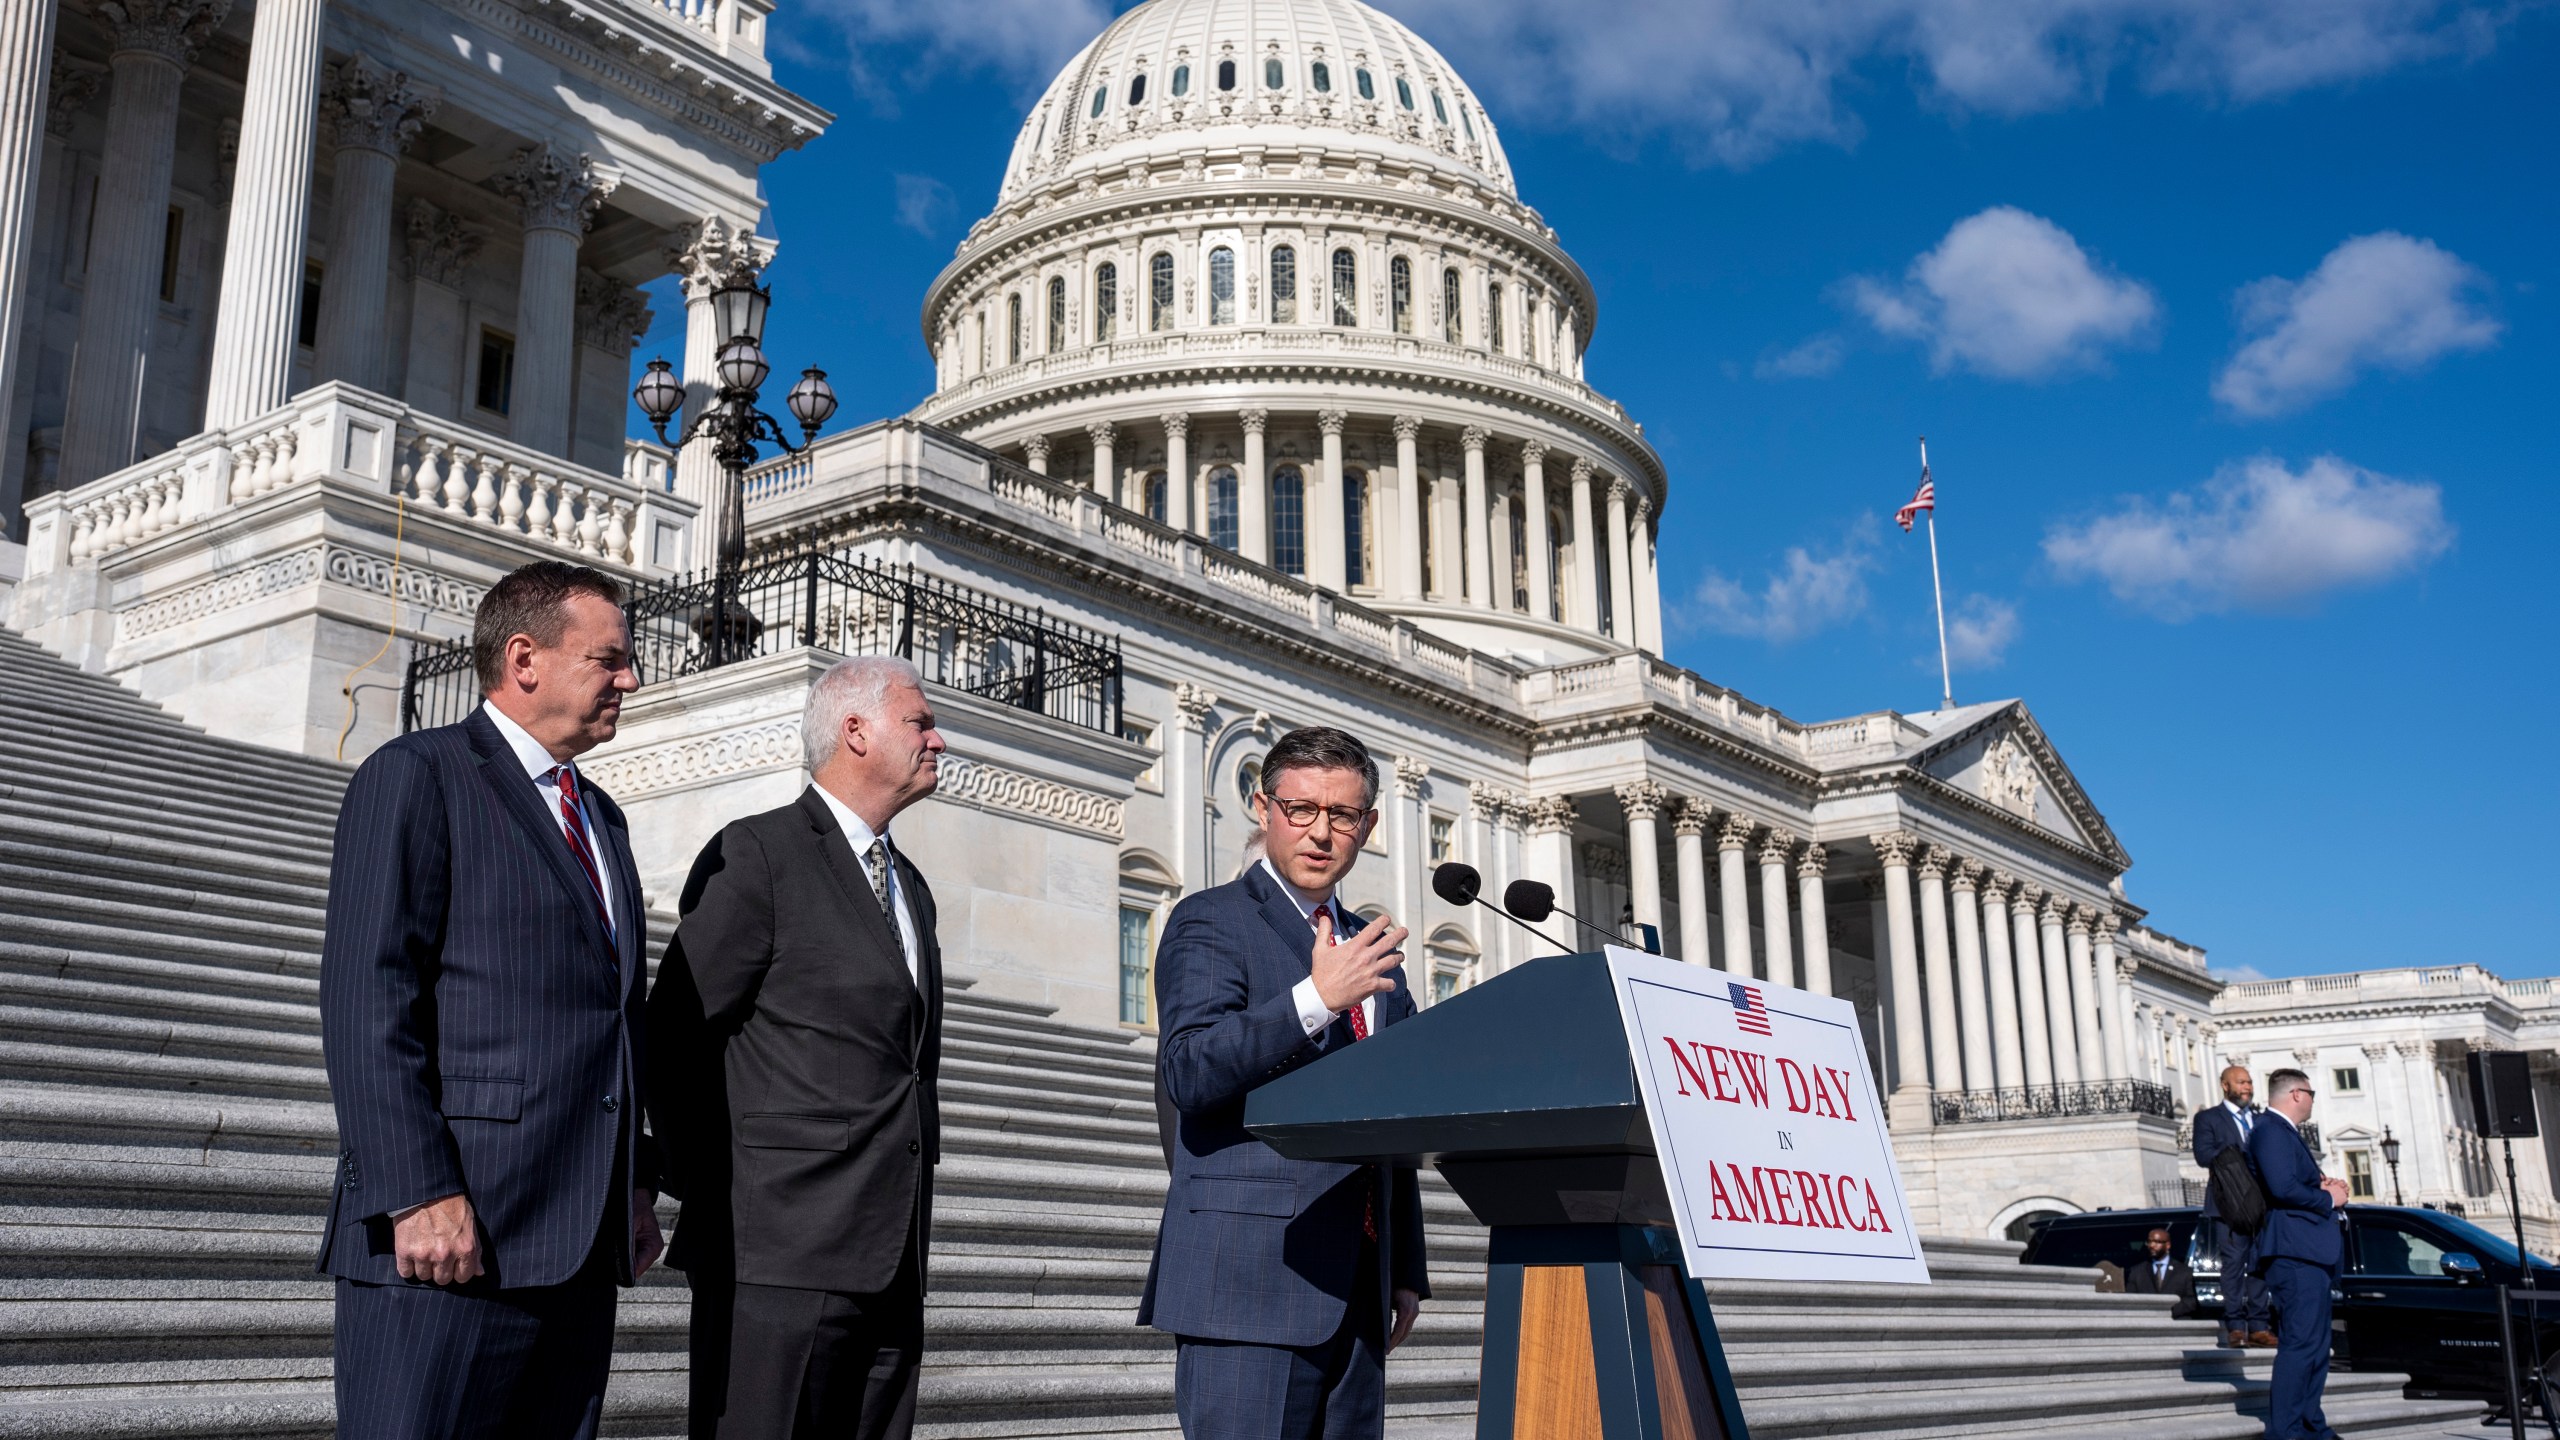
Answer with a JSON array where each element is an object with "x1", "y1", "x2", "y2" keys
[
  {"x1": 551, "y1": 766, "x2": 615, "y2": 943},
  {"x1": 1311, "y1": 906, "x2": 1377, "y2": 1239}
]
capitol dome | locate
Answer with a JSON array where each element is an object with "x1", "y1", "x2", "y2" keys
[{"x1": 913, "y1": 0, "x2": 1667, "y2": 664}]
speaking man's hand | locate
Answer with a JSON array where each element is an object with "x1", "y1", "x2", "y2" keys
[
  {"x1": 1310, "y1": 909, "x2": 1408, "y2": 1014},
  {"x1": 633, "y1": 1189, "x2": 664, "y2": 1278},
  {"x1": 1388, "y1": 1288, "x2": 1421, "y2": 1353},
  {"x1": 394, "y1": 1193, "x2": 483, "y2": 1286}
]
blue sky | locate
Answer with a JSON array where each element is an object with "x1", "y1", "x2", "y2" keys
[{"x1": 643, "y1": 1, "x2": 2559, "y2": 980}]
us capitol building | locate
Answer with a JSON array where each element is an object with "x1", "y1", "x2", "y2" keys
[{"x1": 4, "y1": 0, "x2": 2556, "y2": 1248}]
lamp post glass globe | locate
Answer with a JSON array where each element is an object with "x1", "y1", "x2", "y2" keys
[
  {"x1": 787, "y1": 367, "x2": 838, "y2": 439},
  {"x1": 710, "y1": 269, "x2": 770, "y2": 347},
  {"x1": 632, "y1": 358, "x2": 684, "y2": 434},
  {"x1": 717, "y1": 338, "x2": 770, "y2": 396}
]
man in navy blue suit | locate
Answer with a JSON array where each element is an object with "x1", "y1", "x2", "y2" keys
[
  {"x1": 320, "y1": 562, "x2": 660, "y2": 1439},
  {"x1": 1141, "y1": 726, "x2": 1430, "y2": 1439},
  {"x1": 2194, "y1": 1065, "x2": 2276, "y2": 1347},
  {"x1": 2249, "y1": 1067, "x2": 2352, "y2": 1440}
]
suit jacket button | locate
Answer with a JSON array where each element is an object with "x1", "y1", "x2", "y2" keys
[
  {"x1": 913, "y1": 1069, "x2": 923, "y2": 1085},
  {"x1": 907, "y1": 1140, "x2": 920, "y2": 1155},
  {"x1": 602, "y1": 1095, "x2": 620, "y2": 1113}
]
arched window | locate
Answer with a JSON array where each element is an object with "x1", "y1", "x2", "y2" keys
[
  {"x1": 1343, "y1": 467, "x2": 1370, "y2": 588},
  {"x1": 1128, "y1": 73, "x2": 1147, "y2": 105},
  {"x1": 1006, "y1": 293, "x2": 1023, "y2": 364},
  {"x1": 1331, "y1": 249, "x2": 1357, "y2": 326},
  {"x1": 1089, "y1": 86, "x2": 1107, "y2": 119},
  {"x1": 1033, "y1": 112, "x2": 1047, "y2": 153},
  {"x1": 1207, "y1": 466, "x2": 1239, "y2": 550},
  {"x1": 1094, "y1": 263, "x2": 1117, "y2": 342},
  {"x1": 1150, "y1": 252, "x2": 1175, "y2": 331},
  {"x1": 1461, "y1": 104, "x2": 1477, "y2": 141},
  {"x1": 1394, "y1": 76, "x2": 1414, "y2": 110},
  {"x1": 1442, "y1": 267, "x2": 1462, "y2": 343},
  {"x1": 1425, "y1": 925, "x2": 1479, "y2": 1005},
  {"x1": 1270, "y1": 245, "x2": 1298, "y2": 323},
  {"x1": 1265, "y1": 58, "x2": 1284, "y2": 89},
  {"x1": 1171, "y1": 64, "x2": 1190, "y2": 97},
  {"x1": 1141, "y1": 470, "x2": 1167, "y2": 524},
  {"x1": 1208, "y1": 247, "x2": 1236, "y2": 325},
  {"x1": 1311, "y1": 61, "x2": 1331, "y2": 93},
  {"x1": 1355, "y1": 68, "x2": 1375, "y2": 101},
  {"x1": 1047, "y1": 277, "x2": 1066, "y2": 353},
  {"x1": 1270, "y1": 464, "x2": 1306, "y2": 576},
  {"x1": 1217, "y1": 58, "x2": 1237, "y2": 92},
  {"x1": 1430, "y1": 89, "x2": 1449, "y2": 125},
  {"x1": 1487, "y1": 281, "x2": 1505, "y2": 353},
  {"x1": 1509, "y1": 492, "x2": 1529, "y2": 609},
  {"x1": 1390, "y1": 257, "x2": 1412, "y2": 334},
  {"x1": 1548, "y1": 510, "x2": 1567, "y2": 617}
]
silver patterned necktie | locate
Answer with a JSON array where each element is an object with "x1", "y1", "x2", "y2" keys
[{"x1": 864, "y1": 837, "x2": 907, "y2": 960}]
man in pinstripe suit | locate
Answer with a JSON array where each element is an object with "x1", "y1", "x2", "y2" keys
[{"x1": 320, "y1": 561, "x2": 661, "y2": 1440}]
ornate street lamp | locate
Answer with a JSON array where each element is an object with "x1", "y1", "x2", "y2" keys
[
  {"x1": 2381, "y1": 1126, "x2": 2404, "y2": 1206},
  {"x1": 632, "y1": 263, "x2": 837, "y2": 665}
]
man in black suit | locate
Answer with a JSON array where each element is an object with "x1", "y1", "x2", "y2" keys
[
  {"x1": 1141, "y1": 725, "x2": 1429, "y2": 1440},
  {"x1": 2125, "y1": 1227, "x2": 2199, "y2": 1319},
  {"x1": 319, "y1": 561, "x2": 660, "y2": 1439},
  {"x1": 648, "y1": 655, "x2": 947, "y2": 1440},
  {"x1": 2193, "y1": 1064, "x2": 2276, "y2": 1347}
]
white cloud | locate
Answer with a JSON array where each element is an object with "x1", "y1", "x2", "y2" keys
[
  {"x1": 1684, "y1": 525, "x2": 1878, "y2": 643},
  {"x1": 2043, "y1": 454, "x2": 2453, "y2": 618},
  {"x1": 1384, "y1": 0, "x2": 2509, "y2": 167},
  {"x1": 892, "y1": 174, "x2": 955, "y2": 236},
  {"x1": 2213, "y1": 232, "x2": 2501, "y2": 416},
  {"x1": 1944, "y1": 595, "x2": 2021, "y2": 670},
  {"x1": 800, "y1": 0, "x2": 1112, "y2": 103},
  {"x1": 1753, "y1": 333, "x2": 1846, "y2": 380},
  {"x1": 1847, "y1": 207, "x2": 2157, "y2": 380}
]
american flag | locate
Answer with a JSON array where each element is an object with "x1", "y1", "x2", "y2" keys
[
  {"x1": 1728, "y1": 981, "x2": 1772, "y2": 1036},
  {"x1": 1896, "y1": 464, "x2": 1935, "y2": 532}
]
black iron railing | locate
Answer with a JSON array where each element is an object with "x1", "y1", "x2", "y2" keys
[
  {"x1": 402, "y1": 547, "x2": 1123, "y2": 737},
  {"x1": 1931, "y1": 1079, "x2": 2181, "y2": 1126}
]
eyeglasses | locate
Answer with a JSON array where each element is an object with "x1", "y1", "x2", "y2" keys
[{"x1": 1263, "y1": 795, "x2": 1371, "y2": 835}]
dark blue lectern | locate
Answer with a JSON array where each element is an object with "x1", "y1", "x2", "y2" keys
[{"x1": 1244, "y1": 952, "x2": 1750, "y2": 1440}]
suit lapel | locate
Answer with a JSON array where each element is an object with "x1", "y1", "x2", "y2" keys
[
  {"x1": 894, "y1": 850, "x2": 938, "y2": 1047},
  {"x1": 464, "y1": 711, "x2": 618, "y2": 973},
  {"x1": 797, "y1": 788, "x2": 910, "y2": 984},
  {"x1": 1245, "y1": 864, "x2": 1321, "y2": 974},
  {"x1": 594, "y1": 790, "x2": 645, "y2": 994}
]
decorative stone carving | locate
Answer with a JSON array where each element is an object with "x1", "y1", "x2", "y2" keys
[
  {"x1": 1951, "y1": 858, "x2": 1985, "y2": 892},
  {"x1": 1980, "y1": 731, "x2": 2042, "y2": 819},
  {"x1": 497, "y1": 143, "x2": 612, "y2": 235},
  {"x1": 1671, "y1": 798, "x2": 1709, "y2": 838},
  {"x1": 1238, "y1": 408, "x2": 1266, "y2": 435},
  {"x1": 94, "y1": 0, "x2": 231, "y2": 65},
  {"x1": 1613, "y1": 779, "x2": 1667, "y2": 822},
  {"x1": 1525, "y1": 795, "x2": 1576, "y2": 835},
  {"x1": 1569, "y1": 456, "x2": 1594, "y2": 485},
  {"x1": 2066, "y1": 906, "x2": 2094, "y2": 937},
  {"x1": 1466, "y1": 778, "x2": 1505, "y2": 820},
  {"x1": 1460, "y1": 424, "x2": 1490, "y2": 453},
  {"x1": 1085, "y1": 420, "x2": 1116, "y2": 447},
  {"x1": 1160, "y1": 412, "x2": 1189, "y2": 439},
  {"x1": 1796, "y1": 841, "x2": 1828, "y2": 879},
  {"x1": 669, "y1": 213, "x2": 775, "y2": 301},
  {"x1": 931, "y1": 755, "x2": 1127, "y2": 837},
  {"x1": 1983, "y1": 868, "x2": 2017, "y2": 902},
  {"x1": 118, "y1": 544, "x2": 484, "y2": 642},
  {"x1": 1520, "y1": 438, "x2": 1548, "y2": 466},
  {"x1": 1579, "y1": 840, "x2": 1628, "y2": 885},
  {"x1": 1868, "y1": 830, "x2": 1918, "y2": 867},
  {"x1": 1758, "y1": 826, "x2": 1797, "y2": 866},
  {"x1": 1393, "y1": 754, "x2": 1430, "y2": 799},
  {"x1": 1021, "y1": 435, "x2": 1050, "y2": 466},
  {"x1": 1316, "y1": 409, "x2": 1346, "y2": 436},
  {"x1": 1606, "y1": 476, "x2": 1631, "y2": 505},
  {"x1": 1171, "y1": 681, "x2": 1216, "y2": 727},
  {"x1": 1391, "y1": 414, "x2": 1421, "y2": 443},
  {"x1": 2013, "y1": 881, "x2": 2046, "y2": 910},
  {"x1": 1717, "y1": 813, "x2": 1757, "y2": 852},
  {"x1": 1916, "y1": 843, "x2": 1951, "y2": 882},
  {"x1": 45, "y1": 56, "x2": 105, "y2": 137},
  {"x1": 319, "y1": 55, "x2": 440, "y2": 156},
  {"x1": 404, "y1": 199, "x2": 486, "y2": 287},
  {"x1": 575, "y1": 269, "x2": 653, "y2": 352}
]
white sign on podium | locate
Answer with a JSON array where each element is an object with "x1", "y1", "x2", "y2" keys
[{"x1": 1606, "y1": 946, "x2": 1931, "y2": 1285}]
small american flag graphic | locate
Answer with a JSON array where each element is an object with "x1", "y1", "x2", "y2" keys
[{"x1": 1729, "y1": 982, "x2": 1773, "y2": 1036}]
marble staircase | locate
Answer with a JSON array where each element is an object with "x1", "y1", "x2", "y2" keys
[{"x1": 0, "y1": 623, "x2": 2502, "y2": 1438}]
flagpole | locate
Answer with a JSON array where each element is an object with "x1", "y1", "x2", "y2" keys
[{"x1": 1921, "y1": 437, "x2": 1952, "y2": 711}]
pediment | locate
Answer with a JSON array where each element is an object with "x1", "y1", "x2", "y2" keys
[{"x1": 1914, "y1": 704, "x2": 2128, "y2": 868}]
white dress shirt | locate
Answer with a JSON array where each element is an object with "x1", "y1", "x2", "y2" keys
[
  {"x1": 1265, "y1": 858, "x2": 1377, "y2": 1038},
  {"x1": 2227, "y1": 1099, "x2": 2256, "y2": 1136},
  {"x1": 481, "y1": 701, "x2": 615, "y2": 934},
  {"x1": 812, "y1": 785, "x2": 920, "y2": 987}
]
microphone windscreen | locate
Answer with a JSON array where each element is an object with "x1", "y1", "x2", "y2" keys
[
  {"x1": 1503, "y1": 879, "x2": 1556, "y2": 922},
  {"x1": 1431, "y1": 862, "x2": 1481, "y2": 906}
]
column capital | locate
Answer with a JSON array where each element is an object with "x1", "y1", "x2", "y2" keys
[
  {"x1": 1239, "y1": 407, "x2": 1268, "y2": 435},
  {"x1": 1757, "y1": 826, "x2": 1798, "y2": 866},
  {"x1": 319, "y1": 55, "x2": 441, "y2": 157},
  {"x1": 1950, "y1": 857, "x2": 1984, "y2": 892},
  {"x1": 1085, "y1": 420, "x2": 1117, "y2": 447},
  {"x1": 669, "y1": 213, "x2": 775, "y2": 301},
  {"x1": 2097, "y1": 909, "x2": 2126, "y2": 937},
  {"x1": 2066, "y1": 905, "x2": 2094, "y2": 937},
  {"x1": 1796, "y1": 840, "x2": 1829, "y2": 879},
  {"x1": 1461, "y1": 424, "x2": 1491, "y2": 453},
  {"x1": 2394, "y1": 1040, "x2": 2434, "y2": 1060},
  {"x1": 1160, "y1": 412, "x2": 1190, "y2": 439},
  {"x1": 1671, "y1": 798, "x2": 1710, "y2": 838},
  {"x1": 1916, "y1": 843, "x2": 1952, "y2": 882},
  {"x1": 575, "y1": 269, "x2": 652, "y2": 352},
  {"x1": 404, "y1": 199, "x2": 486, "y2": 288},
  {"x1": 1466, "y1": 778, "x2": 1506, "y2": 820},
  {"x1": 499, "y1": 143, "x2": 613, "y2": 236},
  {"x1": 96, "y1": 0, "x2": 231, "y2": 66},
  {"x1": 2038, "y1": 894, "x2": 2067, "y2": 924},
  {"x1": 1717, "y1": 812, "x2": 1758, "y2": 853},
  {"x1": 1614, "y1": 780, "x2": 1669, "y2": 822},
  {"x1": 1393, "y1": 755, "x2": 1432, "y2": 800},
  {"x1": 1021, "y1": 434, "x2": 1051, "y2": 463},
  {"x1": 1634, "y1": 494, "x2": 1653, "y2": 524},
  {"x1": 1526, "y1": 795, "x2": 1578, "y2": 836},
  {"x1": 1316, "y1": 409, "x2": 1347, "y2": 436},
  {"x1": 1520, "y1": 438, "x2": 1549, "y2": 466},
  {"x1": 2361, "y1": 1041, "x2": 2394, "y2": 1063},
  {"x1": 1868, "y1": 830, "x2": 1918, "y2": 868},
  {"x1": 1606, "y1": 475, "x2": 1632, "y2": 505},
  {"x1": 1981, "y1": 869, "x2": 2017, "y2": 903},
  {"x1": 1391, "y1": 414, "x2": 1422, "y2": 443},
  {"x1": 1569, "y1": 455, "x2": 1595, "y2": 484},
  {"x1": 1170, "y1": 681, "x2": 1216, "y2": 729}
]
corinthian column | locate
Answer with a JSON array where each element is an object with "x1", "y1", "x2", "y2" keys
[
  {"x1": 1871, "y1": 832, "x2": 1929, "y2": 1106},
  {"x1": 0, "y1": 0, "x2": 62, "y2": 533},
  {"x1": 1521, "y1": 440, "x2": 1553, "y2": 621},
  {"x1": 58, "y1": 0, "x2": 231, "y2": 486},
  {"x1": 2068, "y1": 905, "x2": 2107, "y2": 1081},
  {"x1": 201, "y1": 0, "x2": 326, "y2": 429},
  {"x1": 668, "y1": 215, "x2": 775, "y2": 570},
  {"x1": 1757, "y1": 827, "x2": 1797, "y2": 989},
  {"x1": 1797, "y1": 843, "x2": 1832, "y2": 996},
  {"x1": 1167, "y1": 683, "x2": 1215, "y2": 892},
  {"x1": 1391, "y1": 415, "x2": 1423, "y2": 599},
  {"x1": 2007, "y1": 879, "x2": 2056, "y2": 1086},
  {"x1": 1916, "y1": 846, "x2": 1963, "y2": 1094},
  {"x1": 1603, "y1": 476, "x2": 1634, "y2": 644},
  {"x1": 497, "y1": 144, "x2": 612, "y2": 459},
  {"x1": 2096, "y1": 911, "x2": 2131, "y2": 1080},
  {"x1": 1616, "y1": 781, "x2": 1667, "y2": 937},
  {"x1": 1947, "y1": 859, "x2": 1993, "y2": 1093},
  {"x1": 1673, "y1": 800, "x2": 1711, "y2": 968},
  {"x1": 1161, "y1": 412, "x2": 1190, "y2": 529},
  {"x1": 1633, "y1": 495, "x2": 1663, "y2": 653},
  {"x1": 1977, "y1": 872, "x2": 2026, "y2": 1089},
  {"x1": 1313, "y1": 409, "x2": 1346, "y2": 589},
  {"x1": 1568, "y1": 457, "x2": 1598, "y2": 630},
  {"x1": 1022, "y1": 434, "x2": 1050, "y2": 475},
  {"x1": 1462, "y1": 425, "x2": 1493, "y2": 608},
  {"x1": 2034, "y1": 891, "x2": 2080, "y2": 1085},
  {"x1": 1086, "y1": 421, "x2": 1116, "y2": 504},
  {"x1": 1716, "y1": 813, "x2": 1754, "y2": 978},
  {"x1": 1238, "y1": 407, "x2": 1268, "y2": 562},
  {"x1": 311, "y1": 58, "x2": 440, "y2": 393},
  {"x1": 1392, "y1": 756, "x2": 1430, "y2": 947}
]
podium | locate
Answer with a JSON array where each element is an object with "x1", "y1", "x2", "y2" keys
[{"x1": 1245, "y1": 952, "x2": 1751, "y2": 1440}]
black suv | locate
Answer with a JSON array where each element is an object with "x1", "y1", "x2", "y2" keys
[{"x1": 2022, "y1": 1204, "x2": 2560, "y2": 1399}]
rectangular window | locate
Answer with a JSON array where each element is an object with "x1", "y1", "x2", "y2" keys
[
  {"x1": 159, "y1": 206, "x2": 184, "y2": 303},
  {"x1": 474, "y1": 328, "x2": 516, "y2": 416},
  {"x1": 1432, "y1": 968, "x2": 1460, "y2": 1005},
  {"x1": 297, "y1": 263, "x2": 323, "y2": 348},
  {"x1": 1118, "y1": 904, "x2": 1156, "y2": 1025},
  {"x1": 2345, "y1": 1149, "x2": 2376, "y2": 1201},
  {"x1": 1120, "y1": 718, "x2": 1160, "y2": 789},
  {"x1": 1428, "y1": 814, "x2": 1453, "y2": 864},
  {"x1": 2332, "y1": 1067, "x2": 2362, "y2": 1095}
]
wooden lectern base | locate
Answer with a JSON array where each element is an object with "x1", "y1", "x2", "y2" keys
[{"x1": 1473, "y1": 1225, "x2": 1749, "y2": 1440}]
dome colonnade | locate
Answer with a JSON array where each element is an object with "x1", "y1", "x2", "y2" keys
[{"x1": 911, "y1": 0, "x2": 1665, "y2": 660}]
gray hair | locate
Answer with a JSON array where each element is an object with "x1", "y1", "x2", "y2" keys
[{"x1": 802, "y1": 656, "x2": 925, "y2": 771}]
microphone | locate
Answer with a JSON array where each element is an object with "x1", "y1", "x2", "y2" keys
[
  {"x1": 1502, "y1": 879, "x2": 1628, "y2": 953},
  {"x1": 1433, "y1": 862, "x2": 1570, "y2": 957}
]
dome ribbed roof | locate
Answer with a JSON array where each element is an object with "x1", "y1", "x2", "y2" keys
[{"x1": 997, "y1": 0, "x2": 1515, "y2": 203}]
